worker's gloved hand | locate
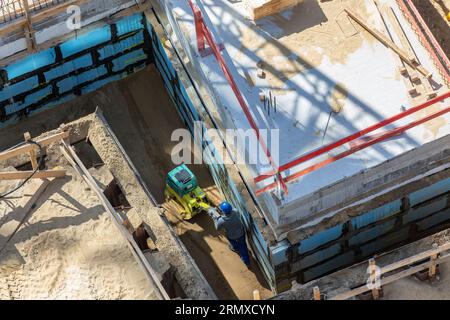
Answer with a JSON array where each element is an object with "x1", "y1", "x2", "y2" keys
[{"x1": 207, "y1": 207, "x2": 220, "y2": 219}]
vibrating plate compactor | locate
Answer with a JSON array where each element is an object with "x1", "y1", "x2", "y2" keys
[{"x1": 164, "y1": 164, "x2": 213, "y2": 220}]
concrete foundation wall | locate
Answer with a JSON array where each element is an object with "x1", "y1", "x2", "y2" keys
[
  {"x1": 270, "y1": 170, "x2": 450, "y2": 291},
  {"x1": 0, "y1": 13, "x2": 152, "y2": 128}
]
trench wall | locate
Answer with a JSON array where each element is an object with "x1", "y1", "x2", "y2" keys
[{"x1": 0, "y1": 13, "x2": 153, "y2": 127}]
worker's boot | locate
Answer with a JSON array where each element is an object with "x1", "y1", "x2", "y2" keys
[{"x1": 228, "y1": 244, "x2": 239, "y2": 254}]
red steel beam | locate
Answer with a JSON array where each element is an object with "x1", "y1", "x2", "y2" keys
[
  {"x1": 188, "y1": 0, "x2": 288, "y2": 194},
  {"x1": 255, "y1": 91, "x2": 450, "y2": 183},
  {"x1": 256, "y1": 104, "x2": 450, "y2": 195}
]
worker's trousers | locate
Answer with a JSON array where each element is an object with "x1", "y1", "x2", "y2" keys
[{"x1": 227, "y1": 234, "x2": 250, "y2": 266}]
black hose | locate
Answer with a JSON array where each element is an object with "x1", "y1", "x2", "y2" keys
[{"x1": 0, "y1": 140, "x2": 44, "y2": 199}]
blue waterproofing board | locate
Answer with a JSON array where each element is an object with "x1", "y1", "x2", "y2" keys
[
  {"x1": 418, "y1": 208, "x2": 450, "y2": 231},
  {"x1": 364, "y1": 227, "x2": 410, "y2": 257},
  {"x1": 404, "y1": 197, "x2": 448, "y2": 224},
  {"x1": 351, "y1": 200, "x2": 402, "y2": 229},
  {"x1": 349, "y1": 219, "x2": 396, "y2": 246},
  {"x1": 298, "y1": 224, "x2": 343, "y2": 254},
  {"x1": 113, "y1": 49, "x2": 147, "y2": 72},
  {"x1": 57, "y1": 66, "x2": 108, "y2": 93},
  {"x1": 44, "y1": 54, "x2": 93, "y2": 82},
  {"x1": 0, "y1": 76, "x2": 39, "y2": 102},
  {"x1": 81, "y1": 74, "x2": 123, "y2": 95},
  {"x1": 98, "y1": 32, "x2": 145, "y2": 60},
  {"x1": 270, "y1": 241, "x2": 290, "y2": 266},
  {"x1": 0, "y1": 13, "x2": 148, "y2": 123},
  {"x1": 295, "y1": 243, "x2": 341, "y2": 270},
  {"x1": 116, "y1": 14, "x2": 144, "y2": 36},
  {"x1": 5, "y1": 48, "x2": 55, "y2": 80},
  {"x1": 409, "y1": 178, "x2": 450, "y2": 206},
  {"x1": 39, "y1": 93, "x2": 76, "y2": 110},
  {"x1": 303, "y1": 251, "x2": 355, "y2": 282},
  {"x1": 16, "y1": 86, "x2": 53, "y2": 110},
  {"x1": 4, "y1": 85, "x2": 51, "y2": 115},
  {"x1": 60, "y1": 25, "x2": 111, "y2": 58}
]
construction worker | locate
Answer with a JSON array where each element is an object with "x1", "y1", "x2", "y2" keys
[{"x1": 211, "y1": 201, "x2": 251, "y2": 268}]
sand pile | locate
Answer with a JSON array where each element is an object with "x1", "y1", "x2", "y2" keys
[{"x1": 0, "y1": 167, "x2": 156, "y2": 300}]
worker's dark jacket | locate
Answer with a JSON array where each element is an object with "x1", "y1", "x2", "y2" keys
[{"x1": 214, "y1": 209, "x2": 245, "y2": 240}]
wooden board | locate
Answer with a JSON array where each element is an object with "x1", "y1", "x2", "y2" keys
[
  {"x1": 0, "y1": 131, "x2": 69, "y2": 161},
  {"x1": 373, "y1": 0, "x2": 417, "y2": 95},
  {"x1": 246, "y1": 0, "x2": 302, "y2": 20},
  {"x1": 386, "y1": 6, "x2": 436, "y2": 98},
  {"x1": 0, "y1": 0, "x2": 90, "y2": 37},
  {"x1": 0, "y1": 170, "x2": 66, "y2": 180},
  {"x1": 345, "y1": 8, "x2": 432, "y2": 78}
]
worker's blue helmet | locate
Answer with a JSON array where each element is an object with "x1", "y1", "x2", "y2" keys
[{"x1": 219, "y1": 201, "x2": 233, "y2": 215}]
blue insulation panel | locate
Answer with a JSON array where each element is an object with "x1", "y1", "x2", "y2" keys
[
  {"x1": 417, "y1": 208, "x2": 450, "y2": 231},
  {"x1": 112, "y1": 49, "x2": 147, "y2": 72},
  {"x1": 5, "y1": 48, "x2": 55, "y2": 80},
  {"x1": 0, "y1": 76, "x2": 39, "y2": 102},
  {"x1": 24, "y1": 85, "x2": 52, "y2": 104},
  {"x1": 98, "y1": 32, "x2": 145, "y2": 60},
  {"x1": 299, "y1": 224, "x2": 343, "y2": 254},
  {"x1": 296, "y1": 244, "x2": 341, "y2": 271},
  {"x1": 81, "y1": 74, "x2": 122, "y2": 95},
  {"x1": 116, "y1": 14, "x2": 143, "y2": 36},
  {"x1": 60, "y1": 26, "x2": 111, "y2": 58},
  {"x1": 44, "y1": 54, "x2": 93, "y2": 82},
  {"x1": 351, "y1": 200, "x2": 402, "y2": 229},
  {"x1": 349, "y1": 219, "x2": 396, "y2": 246},
  {"x1": 410, "y1": 178, "x2": 450, "y2": 206},
  {"x1": 404, "y1": 197, "x2": 448, "y2": 224},
  {"x1": 270, "y1": 241, "x2": 290, "y2": 266},
  {"x1": 303, "y1": 251, "x2": 354, "y2": 282}
]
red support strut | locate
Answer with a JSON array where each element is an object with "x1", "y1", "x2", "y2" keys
[{"x1": 187, "y1": 0, "x2": 288, "y2": 196}]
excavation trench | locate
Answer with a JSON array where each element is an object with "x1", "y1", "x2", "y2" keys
[{"x1": 0, "y1": 65, "x2": 271, "y2": 300}]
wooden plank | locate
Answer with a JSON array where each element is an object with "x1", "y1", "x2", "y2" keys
[
  {"x1": 331, "y1": 252, "x2": 450, "y2": 300},
  {"x1": 60, "y1": 141, "x2": 170, "y2": 300},
  {"x1": 313, "y1": 286, "x2": 321, "y2": 300},
  {"x1": 387, "y1": 6, "x2": 436, "y2": 98},
  {"x1": 0, "y1": 131, "x2": 69, "y2": 161},
  {"x1": 0, "y1": 170, "x2": 66, "y2": 180},
  {"x1": 32, "y1": 0, "x2": 90, "y2": 23},
  {"x1": 247, "y1": 0, "x2": 302, "y2": 20},
  {"x1": 373, "y1": 0, "x2": 418, "y2": 96},
  {"x1": 24, "y1": 132, "x2": 38, "y2": 170},
  {"x1": 0, "y1": 18, "x2": 27, "y2": 37},
  {"x1": 345, "y1": 8, "x2": 432, "y2": 78},
  {"x1": 21, "y1": 0, "x2": 37, "y2": 51},
  {"x1": 380, "y1": 241, "x2": 450, "y2": 274},
  {"x1": 0, "y1": 0, "x2": 89, "y2": 37}
]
